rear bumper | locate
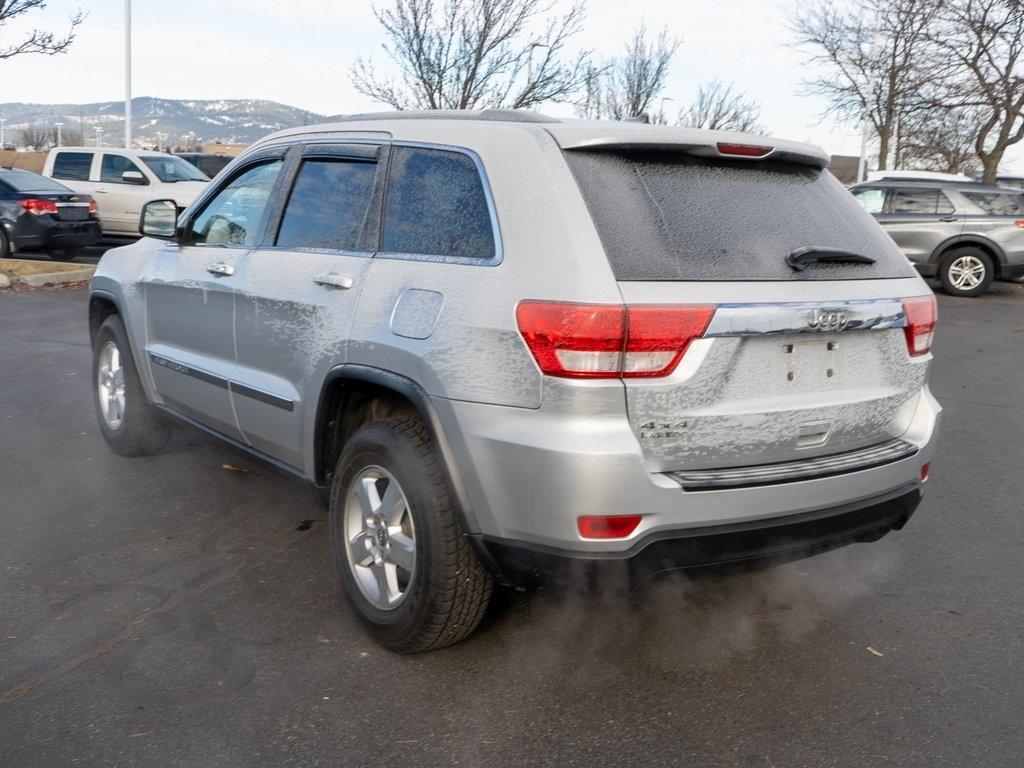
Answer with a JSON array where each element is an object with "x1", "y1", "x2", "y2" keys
[
  {"x1": 8, "y1": 215, "x2": 101, "y2": 250},
  {"x1": 433, "y1": 386, "x2": 940, "y2": 554},
  {"x1": 481, "y1": 484, "x2": 921, "y2": 582}
]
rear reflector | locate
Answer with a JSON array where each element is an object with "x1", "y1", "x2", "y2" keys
[
  {"x1": 717, "y1": 142, "x2": 774, "y2": 158},
  {"x1": 578, "y1": 515, "x2": 642, "y2": 539},
  {"x1": 18, "y1": 198, "x2": 59, "y2": 216},
  {"x1": 920, "y1": 463, "x2": 931, "y2": 482},
  {"x1": 902, "y1": 295, "x2": 937, "y2": 357},
  {"x1": 516, "y1": 301, "x2": 717, "y2": 378}
]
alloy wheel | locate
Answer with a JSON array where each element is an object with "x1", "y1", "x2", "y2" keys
[
  {"x1": 948, "y1": 255, "x2": 986, "y2": 290},
  {"x1": 96, "y1": 341, "x2": 126, "y2": 429},
  {"x1": 343, "y1": 465, "x2": 416, "y2": 610}
]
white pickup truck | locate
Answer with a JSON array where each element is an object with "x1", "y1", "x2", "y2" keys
[{"x1": 42, "y1": 147, "x2": 210, "y2": 236}]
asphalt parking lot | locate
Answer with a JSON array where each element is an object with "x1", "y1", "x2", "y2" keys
[{"x1": 1, "y1": 282, "x2": 1022, "y2": 767}]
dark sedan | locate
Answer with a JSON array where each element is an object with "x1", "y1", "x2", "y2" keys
[{"x1": 0, "y1": 168, "x2": 102, "y2": 259}]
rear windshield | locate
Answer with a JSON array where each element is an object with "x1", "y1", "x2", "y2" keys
[
  {"x1": 0, "y1": 168, "x2": 72, "y2": 194},
  {"x1": 564, "y1": 150, "x2": 915, "y2": 281},
  {"x1": 962, "y1": 191, "x2": 1024, "y2": 216}
]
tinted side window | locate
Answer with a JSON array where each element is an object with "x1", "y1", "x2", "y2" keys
[
  {"x1": 276, "y1": 158, "x2": 377, "y2": 251},
  {"x1": 189, "y1": 160, "x2": 282, "y2": 246},
  {"x1": 892, "y1": 189, "x2": 942, "y2": 214},
  {"x1": 382, "y1": 147, "x2": 494, "y2": 260},
  {"x1": 101, "y1": 154, "x2": 146, "y2": 184},
  {"x1": 962, "y1": 191, "x2": 1024, "y2": 215},
  {"x1": 52, "y1": 152, "x2": 93, "y2": 181}
]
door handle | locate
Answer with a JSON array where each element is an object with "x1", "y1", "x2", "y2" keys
[
  {"x1": 314, "y1": 272, "x2": 354, "y2": 290},
  {"x1": 938, "y1": 216, "x2": 958, "y2": 222},
  {"x1": 96, "y1": 188, "x2": 109, "y2": 194},
  {"x1": 206, "y1": 262, "x2": 235, "y2": 277}
]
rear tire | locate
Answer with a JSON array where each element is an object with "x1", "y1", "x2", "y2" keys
[
  {"x1": 92, "y1": 314, "x2": 171, "y2": 456},
  {"x1": 938, "y1": 247, "x2": 993, "y2": 297},
  {"x1": 0, "y1": 228, "x2": 10, "y2": 259},
  {"x1": 329, "y1": 416, "x2": 492, "y2": 653}
]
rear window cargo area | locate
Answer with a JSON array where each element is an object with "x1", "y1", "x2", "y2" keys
[{"x1": 564, "y1": 149, "x2": 916, "y2": 281}]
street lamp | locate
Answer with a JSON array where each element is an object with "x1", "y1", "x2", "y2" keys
[
  {"x1": 124, "y1": 0, "x2": 132, "y2": 148},
  {"x1": 55, "y1": 122, "x2": 64, "y2": 147}
]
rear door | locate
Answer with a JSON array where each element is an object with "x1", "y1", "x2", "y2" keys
[
  {"x1": 564, "y1": 148, "x2": 929, "y2": 472},
  {"x1": 230, "y1": 142, "x2": 385, "y2": 469},
  {"x1": 144, "y1": 150, "x2": 286, "y2": 439},
  {"x1": 877, "y1": 187, "x2": 962, "y2": 265},
  {"x1": 48, "y1": 150, "x2": 96, "y2": 197}
]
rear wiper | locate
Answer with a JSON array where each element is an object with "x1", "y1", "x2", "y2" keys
[{"x1": 786, "y1": 247, "x2": 876, "y2": 272}]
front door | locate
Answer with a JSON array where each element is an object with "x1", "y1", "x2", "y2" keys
[
  {"x1": 144, "y1": 154, "x2": 286, "y2": 440},
  {"x1": 231, "y1": 143, "x2": 385, "y2": 469},
  {"x1": 97, "y1": 153, "x2": 151, "y2": 234}
]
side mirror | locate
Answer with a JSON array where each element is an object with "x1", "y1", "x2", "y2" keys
[
  {"x1": 122, "y1": 170, "x2": 147, "y2": 185},
  {"x1": 139, "y1": 199, "x2": 179, "y2": 239}
]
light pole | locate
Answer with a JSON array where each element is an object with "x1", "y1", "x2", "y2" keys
[
  {"x1": 55, "y1": 122, "x2": 64, "y2": 147},
  {"x1": 124, "y1": 0, "x2": 132, "y2": 148},
  {"x1": 0, "y1": 118, "x2": 6, "y2": 151},
  {"x1": 95, "y1": 127, "x2": 104, "y2": 148},
  {"x1": 659, "y1": 97, "x2": 675, "y2": 124}
]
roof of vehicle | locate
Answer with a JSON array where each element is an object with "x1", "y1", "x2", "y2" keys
[
  {"x1": 853, "y1": 179, "x2": 1015, "y2": 194},
  {"x1": 47, "y1": 147, "x2": 179, "y2": 158},
  {"x1": 256, "y1": 110, "x2": 831, "y2": 169}
]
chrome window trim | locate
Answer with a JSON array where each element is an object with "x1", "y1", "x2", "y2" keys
[
  {"x1": 704, "y1": 299, "x2": 906, "y2": 337},
  {"x1": 375, "y1": 140, "x2": 504, "y2": 267}
]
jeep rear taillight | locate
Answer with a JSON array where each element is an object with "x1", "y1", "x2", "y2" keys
[
  {"x1": 902, "y1": 295, "x2": 937, "y2": 357},
  {"x1": 516, "y1": 301, "x2": 717, "y2": 379}
]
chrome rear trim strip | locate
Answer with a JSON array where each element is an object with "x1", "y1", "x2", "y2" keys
[
  {"x1": 668, "y1": 438, "x2": 918, "y2": 491},
  {"x1": 705, "y1": 299, "x2": 906, "y2": 337}
]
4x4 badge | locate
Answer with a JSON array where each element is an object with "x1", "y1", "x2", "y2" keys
[{"x1": 807, "y1": 308, "x2": 849, "y2": 332}]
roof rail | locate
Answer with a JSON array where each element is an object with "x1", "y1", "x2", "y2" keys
[{"x1": 334, "y1": 109, "x2": 560, "y2": 124}]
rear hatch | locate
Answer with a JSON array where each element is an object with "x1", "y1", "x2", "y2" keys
[{"x1": 561, "y1": 141, "x2": 930, "y2": 475}]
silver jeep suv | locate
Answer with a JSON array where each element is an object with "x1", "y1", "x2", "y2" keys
[{"x1": 89, "y1": 111, "x2": 941, "y2": 652}]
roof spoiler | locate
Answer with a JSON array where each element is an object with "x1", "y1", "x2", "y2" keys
[{"x1": 560, "y1": 141, "x2": 828, "y2": 170}]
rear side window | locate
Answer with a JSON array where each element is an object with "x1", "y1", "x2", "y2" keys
[
  {"x1": 52, "y1": 152, "x2": 92, "y2": 181},
  {"x1": 962, "y1": 191, "x2": 1024, "y2": 215},
  {"x1": 564, "y1": 150, "x2": 914, "y2": 281},
  {"x1": 382, "y1": 146, "x2": 494, "y2": 260},
  {"x1": 276, "y1": 158, "x2": 377, "y2": 251},
  {"x1": 100, "y1": 154, "x2": 146, "y2": 184},
  {"x1": 891, "y1": 188, "x2": 954, "y2": 215}
]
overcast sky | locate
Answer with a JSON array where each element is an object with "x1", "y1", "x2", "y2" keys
[{"x1": 2, "y1": 0, "x2": 1022, "y2": 170}]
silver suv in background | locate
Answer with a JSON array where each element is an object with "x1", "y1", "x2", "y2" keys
[
  {"x1": 851, "y1": 179, "x2": 1024, "y2": 296},
  {"x1": 89, "y1": 111, "x2": 940, "y2": 652}
]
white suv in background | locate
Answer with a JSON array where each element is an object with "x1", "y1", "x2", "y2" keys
[{"x1": 42, "y1": 148, "x2": 210, "y2": 236}]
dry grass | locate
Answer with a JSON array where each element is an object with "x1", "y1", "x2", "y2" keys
[{"x1": 0, "y1": 258, "x2": 86, "y2": 278}]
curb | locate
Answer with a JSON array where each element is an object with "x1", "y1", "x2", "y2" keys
[{"x1": 1, "y1": 264, "x2": 95, "y2": 289}]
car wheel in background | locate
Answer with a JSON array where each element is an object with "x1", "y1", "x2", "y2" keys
[
  {"x1": 92, "y1": 314, "x2": 171, "y2": 456},
  {"x1": 938, "y1": 247, "x2": 994, "y2": 298},
  {"x1": 329, "y1": 416, "x2": 493, "y2": 653},
  {"x1": 0, "y1": 228, "x2": 10, "y2": 259}
]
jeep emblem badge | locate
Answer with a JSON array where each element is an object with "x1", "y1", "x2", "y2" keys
[{"x1": 807, "y1": 308, "x2": 849, "y2": 332}]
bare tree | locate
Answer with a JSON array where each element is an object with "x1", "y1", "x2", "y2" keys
[
  {"x1": 927, "y1": 0, "x2": 1024, "y2": 183},
  {"x1": 900, "y1": 106, "x2": 982, "y2": 174},
  {"x1": 678, "y1": 80, "x2": 765, "y2": 132},
  {"x1": 790, "y1": 0, "x2": 943, "y2": 170},
  {"x1": 17, "y1": 123, "x2": 49, "y2": 149},
  {"x1": 576, "y1": 23, "x2": 680, "y2": 120},
  {"x1": 352, "y1": 0, "x2": 593, "y2": 110},
  {"x1": 0, "y1": 0, "x2": 83, "y2": 60}
]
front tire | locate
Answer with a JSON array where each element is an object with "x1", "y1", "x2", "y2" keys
[
  {"x1": 938, "y1": 247, "x2": 993, "y2": 297},
  {"x1": 329, "y1": 416, "x2": 492, "y2": 653},
  {"x1": 92, "y1": 315, "x2": 171, "y2": 456}
]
